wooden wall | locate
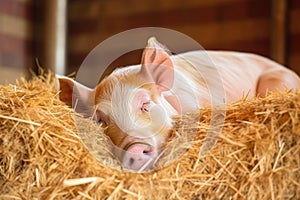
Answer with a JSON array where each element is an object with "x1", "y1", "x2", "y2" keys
[
  {"x1": 0, "y1": 0, "x2": 299, "y2": 83},
  {"x1": 67, "y1": 0, "x2": 274, "y2": 74},
  {"x1": 289, "y1": 0, "x2": 300, "y2": 74},
  {"x1": 0, "y1": 0, "x2": 33, "y2": 84}
]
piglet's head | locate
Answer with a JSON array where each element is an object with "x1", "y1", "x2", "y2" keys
[{"x1": 58, "y1": 37, "x2": 180, "y2": 171}]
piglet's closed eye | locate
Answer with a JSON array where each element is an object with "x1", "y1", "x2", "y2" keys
[
  {"x1": 140, "y1": 37, "x2": 175, "y2": 93},
  {"x1": 133, "y1": 90, "x2": 152, "y2": 113},
  {"x1": 95, "y1": 110, "x2": 109, "y2": 127}
]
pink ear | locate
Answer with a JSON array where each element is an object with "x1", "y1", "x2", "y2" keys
[
  {"x1": 56, "y1": 75, "x2": 94, "y2": 115},
  {"x1": 57, "y1": 77, "x2": 74, "y2": 107},
  {"x1": 140, "y1": 37, "x2": 174, "y2": 92}
]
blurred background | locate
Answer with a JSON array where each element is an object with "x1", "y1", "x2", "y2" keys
[{"x1": 0, "y1": 0, "x2": 299, "y2": 84}]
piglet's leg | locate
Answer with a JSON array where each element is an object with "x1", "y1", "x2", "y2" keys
[{"x1": 256, "y1": 68, "x2": 300, "y2": 97}]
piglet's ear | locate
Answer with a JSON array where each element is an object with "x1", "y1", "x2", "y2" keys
[
  {"x1": 56, "y1": 75, "x2": 95, "y2": 116},
  {"x1": 140, "y1": 37, "x2": 174, "y2": 92}
]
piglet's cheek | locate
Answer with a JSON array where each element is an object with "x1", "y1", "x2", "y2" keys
[
  {"x1": 148, "y1": 105, "x2": 170, "y2": 134},
  {"x1": 125, "y1": 104, "x2": 169, "y2": 138}
]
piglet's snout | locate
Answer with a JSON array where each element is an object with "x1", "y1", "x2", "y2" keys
[{"x1": 122, "y1": 142, "x2": 157, "y2": 171}]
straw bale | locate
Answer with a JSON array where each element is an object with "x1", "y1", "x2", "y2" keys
[{"x1": 0, "y1": 73, "x2": 299, "y2": 199}]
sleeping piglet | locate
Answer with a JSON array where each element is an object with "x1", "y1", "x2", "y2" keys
[{"x1": 57, "y1": 37, "x2": 300, "y2": 171}]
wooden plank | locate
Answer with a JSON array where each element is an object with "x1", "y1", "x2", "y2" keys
[
  {"x1": 68, "y1": 0, "x2": 240, "y2": 20},
  {"x1": 68, "y1": 18, "x2": 270, "y2": 55},
  {"x1": 68, "y1": 0, "x2": 271, "y2": 26},
  {"x1": 289, "y1": 54, "x2": 300, "y2": 74},
  {"x1": 288, "y1": 33, "x2": 300, "y2": 74},
  {"x1": 289, "y1": 8, "x2": 300, "y2": 35},
  {"x1": 0, "y1": 34, "x2": 32, "y2": 55},
  {"x1": 270, "y1": 0, "x2": 287, "y2": 65},
  {"x1": 0, "y1": 0, "x2": 32, "y2": 18},
  {"x1": 42, "y1": 0, "x2": 67, "y2": 74},
  {"x1": 68, "y1": 0, "x2": 102, "y2": 20},
  {"x1": 0, "y1": 14, "x2": 32, "y2": 39},
  {"x1": 76, "y1": 0, "x2": 247, "y2": 18},
  {"x1": 0, "y1": 66, "x2": 28, "y2": 85}
]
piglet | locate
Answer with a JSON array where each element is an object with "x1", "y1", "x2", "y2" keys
[{"x1": 57, "y1": 37, "x2": 300, "y2": 171}]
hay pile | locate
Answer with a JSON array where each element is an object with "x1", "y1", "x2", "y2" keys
[{"x1": 0, "y1": 74, "x2": 299, "y2": 199}]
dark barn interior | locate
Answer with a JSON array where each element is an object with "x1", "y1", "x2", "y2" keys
[{"x1": 0, "y1": 0, "x2": 300, "y2": 83}]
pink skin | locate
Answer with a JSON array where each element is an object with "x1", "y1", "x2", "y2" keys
[
  {"x1": 114, "y1": 91, "x2": 158, "y2": 170},
  {"x1": 118, "y1": 136, "x2": 158, "y2": 171},
  {"x1": 57, "y1": 37, "x2": 300, "y2": 171},
  {"x1": 106, "y1": 89, "x2": 169, "y2": 170}
]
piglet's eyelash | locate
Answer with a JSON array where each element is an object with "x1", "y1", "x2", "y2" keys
[
  {"x1": 141, "y1": 101, "x2": 151, "y2": 112},
  {"x1": 96, "y1": 117, "x2": 108, "y2": 128},
  {"x1": 95, "y1": 110, "x2": 108, "y2": 127}
]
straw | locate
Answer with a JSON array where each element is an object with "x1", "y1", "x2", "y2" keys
[{"x1": 0, "y1": 73, "x2": 299, "y2": 199}]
